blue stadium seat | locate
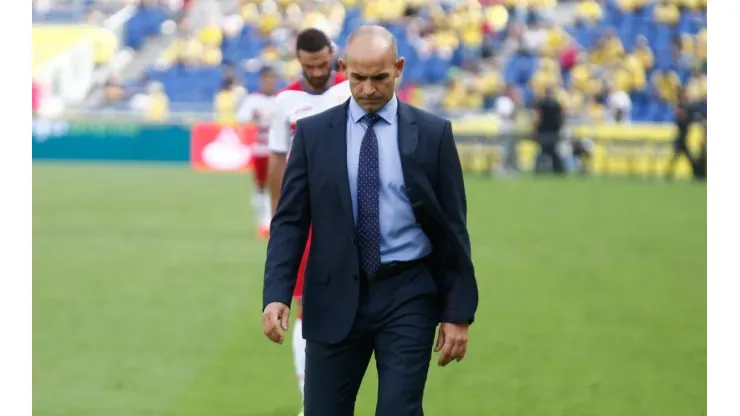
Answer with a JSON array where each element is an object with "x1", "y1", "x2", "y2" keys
[{"x1": 123, "y1": 6, "x2": 168, "y2": 49}]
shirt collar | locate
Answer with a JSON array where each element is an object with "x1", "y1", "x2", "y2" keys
[{"x1": 349, "y1": 94, "x2": 398, "y2": 125}]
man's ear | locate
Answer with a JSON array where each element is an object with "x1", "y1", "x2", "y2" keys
[
  {"x1": 395, "y1": 57, "x2": 405, "y2": 78},
  {"x1": 337, "y1": 58, "x2": 348, "y2": 74}
]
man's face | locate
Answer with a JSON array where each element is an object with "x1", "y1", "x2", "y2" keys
[
  {"x1": 339, "y1": 52, "x2": 404, "y2": 113},
  {"x1": 260, "y1": 71, "x2": 278, "y2": 95},
  {"x1": 297, "y1": 47, "x2": 333, "y2": 91}
]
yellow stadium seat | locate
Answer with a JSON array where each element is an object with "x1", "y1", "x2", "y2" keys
[
  {"x1": 616, "y1": 0, "x2": 635, "y2": 11},
  {"x1": 655, "y1": 2, "x2": 680, "y2": 25},
  {"x1": 259, "y1": 13, "x2": 281, "y2": 33},
  {"x1": 585, "y1": 100, "x2": 605, "y2": 123},
  {"x1": 547, "y1": 26, "x2": 568, "y2": 53},
  {"x1": 576, "y1": 0, "x2": 604, "y2": 22},
  {"x1": 364, "y1": 1, "x2": 382, "y2": 20},
  {"x1": 475, "y1": 71, "x2": 503, "y2": 97},
  {"x1": 241, "y1": 3, "x2": 259, "y2": 23},
  {"x1": 464, "y1": 91, "x2": 484, "y2": 110},
  {"x1": 329, "y1": 3, "x2": 346, "y2": 22},
  {"x1": 530, "y1": 71, "x2": 553, "y2": 100},
  {"x1": 569, "y1": 64, "x2": 591, "y2": 92},
  {"x1": 485, "y1": 5, "x2": 509, "y2": 31},
  {"x1": 282, "y1": 59, "x2": 302, "y2": 80},
  {"x1": 202, "y1": 47, "x2": 222, "y2": 66},
  {"x1": 682, "y1": 0, "x2": 699, "y2": 10},
  {"x1": 408, "y1": 87, "x2": 425, "y2": 108},
  {"x1": 199, "y1": 24, "x2": 223, "y2": 48},
  {"x1": 587, "y1": 77, "x2": 604, "y2": 96},
  {"x1": 462, "y1": 27, "x2": 483, "y2": 46},
  {"x1": 262, "y1": 48, "x2": 280, "y2": 63},
  {"x1": 443, "y1": 82, "x2": 466, "y2": 111},
  {"x1": 565, "y1": 87, "x2": 585, "y2": 114},
  {"x1": 434, "y1": 30, "x2": 460, "y2": 50}
]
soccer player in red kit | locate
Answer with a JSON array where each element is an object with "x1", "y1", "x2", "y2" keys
[
  {"x1": 266, "y1": 28, "x2": 350, "y2": 415},
  {"x1": 236, "y1": 67, "x2": 279, "y2": 238}
]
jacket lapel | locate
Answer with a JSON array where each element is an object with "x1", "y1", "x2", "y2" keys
[
  {"x1": 327, "y1": 100, "x2": 355, "y2": 227},
  {"x1": 397, "y1": 101, "x2": 420, "y2": 202}
]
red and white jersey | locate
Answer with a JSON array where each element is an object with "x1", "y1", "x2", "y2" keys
[
  {"x1": 268, "y1": 72, "x2": 351, "y2": 155},
  {"x1": 237, "y1": 92, "x2": 277, "y2": 157}
]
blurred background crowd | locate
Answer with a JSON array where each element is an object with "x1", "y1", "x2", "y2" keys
[
  {"x1": 32, "y1": 0, "x2": 708, "y2": 178},
  {"x1": 32, "y1": 0, "x2": 707, "y2": 120}
]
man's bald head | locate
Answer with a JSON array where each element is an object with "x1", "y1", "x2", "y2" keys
[
  {"x1": 344, "y1": 25, "x2": 398, "y2": 62},
  {"x1": 339, "y1": 25, "x2": 404, "y2": 112}
]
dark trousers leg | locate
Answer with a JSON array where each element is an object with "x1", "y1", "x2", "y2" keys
[
  {"x1": 304, "y1": 332, "x2": 373, "y2": 416},
  {"x1": 371, "y1": 268, "x2": 438, "y2": 416}
]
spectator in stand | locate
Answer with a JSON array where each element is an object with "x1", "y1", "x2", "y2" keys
[
  {"x1": 651, "y1": 68, "x2": 681, "y2": 105},
  {"x1": 102, "y1": 76, "x2": 125, "y2": 104},
  {"x1": 685, "y1": 69, "x2": 707, "y2": 103},
  {"x1": 146, "y1": 82, "x2": 170, "y2": 122},
  {"x1": 113, "y1": 0, "x2": 706, "y2": 126},
  {"x1": 214, "y1": 69, "x2": 246, "y2": 124},
  {"x1": 632, "y1": 36, "x2": 654, "y2": 72},
  {"x1": 606, "y1": 84, "x2": 632, "y2": 124}
]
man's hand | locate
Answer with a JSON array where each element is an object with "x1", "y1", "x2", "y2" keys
[
  {"x1": 434, "y1": 322, "x2": 469, "y2": 367},
  {"x1": 262, "y1": 302, "x2": 291, "y2": 344}
]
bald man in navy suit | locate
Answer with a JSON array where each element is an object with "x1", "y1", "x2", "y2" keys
[{"x1": 262, "y1": 26, "x2": 478, "y2": 416}]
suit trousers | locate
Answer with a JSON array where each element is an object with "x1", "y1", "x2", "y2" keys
[{"x1": 304, "y1": 263, "x2": 438, "y2": 416}]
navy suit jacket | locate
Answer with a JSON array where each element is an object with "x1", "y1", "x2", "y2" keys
[{"x1": 263, "y1": 99, "x2": 479, "y2": 344}]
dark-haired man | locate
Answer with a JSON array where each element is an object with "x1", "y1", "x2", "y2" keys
[{"x1": 265, "y1": 28, "x2": 351, "y2": 414}]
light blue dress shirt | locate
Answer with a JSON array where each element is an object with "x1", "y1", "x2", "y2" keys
[{"x1": 347, "y1": 95, "x2": 432, "y2": 263}]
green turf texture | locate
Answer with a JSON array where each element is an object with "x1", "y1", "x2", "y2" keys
[{"x1": 32, "y1": 164, "x2": 706, "y2": 416}]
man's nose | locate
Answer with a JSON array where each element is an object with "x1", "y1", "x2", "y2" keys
[{"x1": 362, "y1": 82, "x2": 376, "y2": 95}]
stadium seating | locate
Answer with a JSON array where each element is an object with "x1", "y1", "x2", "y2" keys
[
  {"x1": 33, "y1": 0, "x2": 172, "y2": 50},
  {"x1": 91, "y1": 0, "x2": 707, "y2": 123}
]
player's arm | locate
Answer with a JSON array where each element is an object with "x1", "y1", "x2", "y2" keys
[
  {"x1": 268, "y1": 155, "x2": 286, "y2": 215},
  {"x1": 263, "y1": 120, "x2": 311, "y2": 309},
  {"x1": 267, "y1": 95, "x2": 289, "y2": 215},
  {"x1": 236, "y1": 95, "x2": 255, "y2": 123}
]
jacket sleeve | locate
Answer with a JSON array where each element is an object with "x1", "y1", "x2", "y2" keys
[
  {"x1": 435, "y1": 120, "x2": 479, "y2": 324},
  {"x1": 262, "y1": 121, "x2": 311, "y2": 310}
]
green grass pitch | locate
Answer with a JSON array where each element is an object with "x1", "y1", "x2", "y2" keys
[{"x1": 32, "y1": 164, "x2": 706, "y2": 416}]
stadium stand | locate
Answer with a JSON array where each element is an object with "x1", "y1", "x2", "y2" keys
[{"x1": 40, "y1": 0, "x2": 706, "y2": 125}]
